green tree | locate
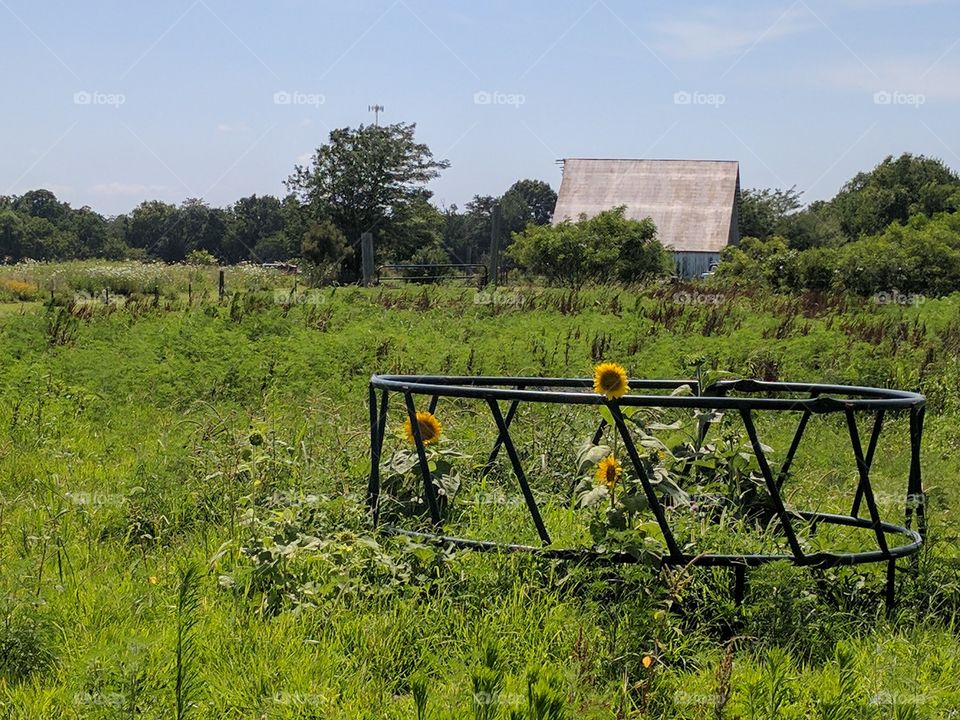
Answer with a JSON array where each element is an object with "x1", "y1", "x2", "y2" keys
[
  {"x1": 124, "y1": 200, "x2": 180, "y2": 260},
  {"x1": 285, "y1": 122, "x2": 449, "y2": 280},
  {"x1": 509, "y1": 207, "x2": 669, "y2": 288},
  {"x1": 502, "y1": 178, "x2": 557, "y2": 226},
  {"x1": 223, "y1": 195, "x2": 285, "y2": 263},
  {"x1": 0, "y1": 210, "x2": 25, "y2": 261},
  {"x1": 738, "y1": 186, "x2": 803, "y2": 241},
  {"x1": 301, "y1": 218, "x2": 352, "y2": 267},
  {"x1": 828, "y1": 153, "x2": 960, "y2": 240}
]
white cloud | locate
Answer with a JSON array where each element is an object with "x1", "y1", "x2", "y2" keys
[
  {"x1": 655, "y1": 4, "x2": 813, "y2": 60},
  {"x1": 217, "y1": 123, "x2": 233, "y2": 132}
]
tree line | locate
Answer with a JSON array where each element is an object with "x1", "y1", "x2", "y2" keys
[
  {"x1": 4, "y1": 120, "x2": 960, "y2": 296},
  {"x1": 724, "y1": 153, "x2": 960, "y2": 295},
  {"x1": 0, "y1": 122, "x2": 558, "y2": 283}
]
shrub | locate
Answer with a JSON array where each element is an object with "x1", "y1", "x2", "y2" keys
[{"x1": 508, "y1": 207, "x2": 670, "y2": 288}]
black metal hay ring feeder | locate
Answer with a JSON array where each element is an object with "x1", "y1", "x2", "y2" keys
[{"x1": 367, "y1": 375, "x2": 927, "y2": 609}]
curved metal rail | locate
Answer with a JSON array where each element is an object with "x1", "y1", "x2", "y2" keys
[{"x1": 367, "y1": 375, "x2": 927, "y2": 609}]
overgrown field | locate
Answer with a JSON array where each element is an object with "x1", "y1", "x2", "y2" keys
[{"x1": 2, "y1": 266, "x2": 960, "y2": 718}]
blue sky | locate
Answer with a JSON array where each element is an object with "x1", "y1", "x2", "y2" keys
[{"x1": 2, "y1": 0, "x2": 958, "y2": 216}]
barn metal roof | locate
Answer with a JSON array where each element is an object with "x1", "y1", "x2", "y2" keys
[{"x1": 553, "y1": 158, "x2": 740, "y2": 253}]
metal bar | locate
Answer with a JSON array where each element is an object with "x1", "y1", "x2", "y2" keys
[
  {"x1": 404, "y1": 392, "x2": 441, "y2": 524},
  {"x1": 428, "y1": 395, "x2": 439, "y2": 414},
  {"x1": 607, "y1": 402, "x2": 683, "y2": 561},
  {"x1": 370, "y1": 388, "x2": 389, "y2": 526},
  {"x1": 486, "y1": 399, "x2": 551, "y2": 545},
  {"x1": 851, "y1": 410, "x2": 884, "y2": 517},
  {"x1": 483, "y1": 391, "x2": 522, "y2": 476},
  {"x1": 885, "y1": 559, "x2": 896, "y2": 614},
  {"x1": 845, "y1": 410, "x2": 890, "y2": 555},
  {"x1": 381, "y1": 507, "x2": 923, "y2": 567},
  {"x1": 907, "y1": 406, "x2": 926, "y2": 539},
  {"x1": 367, "y1": 384, "x2": 381, "y2": 523},
  {"x1": 590, "y1": 419, "x2": 606, "y2": 446},
  {"x1": 734, "y1": 565, "x2": 747, "y2": 605},
  {"x1": 776, "y1": 409, "x2": 811, "y2": 490},
  {"x1": 370, "y1": 376, "x2": 925, "y2": 413},
  {"x1": 739, "y1": 409, "x2": 806, "y2": 561}
]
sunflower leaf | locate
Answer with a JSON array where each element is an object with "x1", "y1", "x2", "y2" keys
[{"x1": 576, "y1": 441, "x2": 612, "y2": 475}]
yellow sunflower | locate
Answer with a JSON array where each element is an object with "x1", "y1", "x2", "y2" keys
[
  {"x1": 404, "y1": 410, "x2": 443, "y2": 446},
  {"x1": 593, "y1": 362, "x2": 630, "y2": 400},
  {"x1": 596, "y1": 455, "x2": 623, "y2": 490}
]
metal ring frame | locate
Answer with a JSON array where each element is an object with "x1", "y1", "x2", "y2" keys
[{"x1": 367, "y1": 375, "x2": 927, "y2": 608}]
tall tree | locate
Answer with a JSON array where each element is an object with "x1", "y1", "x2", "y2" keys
[
  {"x1": 502, "y1": 179, "x2": 557, "y2": 226},
  {"x1": 223, "y1": 195, "x2": 285, "y2": 263},
  {"x1": 828, "y1": 153, "x2": 960, "y2": 240},
  {"x1": 285, "y1": 122, "x2": 449, "y2": 279},
  {"x1": 0, "y1": 210, "x2": 25, "y2": 261},
  {"x1": 738, "y1": 186, "x2": 803, "y2": 240}
]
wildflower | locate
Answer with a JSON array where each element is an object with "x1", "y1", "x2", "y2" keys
[
  {"x1": 642, "y1": 655, "x2": 654, "y2": 669},
  {"x1": 596, "y1": 456, "x2": 623, "y2": 490},
  {"x1": 148, "y1": 576, "x2": 158, "y2": 585},
  {"x1": 593, "y1": 363, "x2": 629, "y2": 400},
  {"x1": 404, "y1": 411, "x2": 443, "y2": 446}
]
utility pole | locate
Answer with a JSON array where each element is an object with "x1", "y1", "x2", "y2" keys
[{"x1": 368, "y1": 104, "x2": 384, "y2": 126}]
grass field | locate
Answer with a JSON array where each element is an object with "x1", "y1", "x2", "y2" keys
[{"x1": 1, "y1": 263, "x2": 960, "y2": 718}]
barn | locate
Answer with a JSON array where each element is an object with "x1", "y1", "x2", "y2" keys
[{"x1": 552, "y1": 158, "x2": 741, "y2": 278}]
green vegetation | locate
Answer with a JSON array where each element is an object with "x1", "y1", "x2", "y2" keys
[
  {"x1": 728, "y1": 153, "x2": 960, "y2": 295},
  {"x1": 509, "y1": 208, "x2": 670, "y2": 289},
  {"x1": 2, "y1": 269, "x2": 960, "y2": 717}
]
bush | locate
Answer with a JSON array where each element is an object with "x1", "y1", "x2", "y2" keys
[
  {"x1": 185, "y1": 249, "x2": 218, "y2": 266},
  {"x1": 508, "y1": 207, "x2": 670, "y2": 288}
]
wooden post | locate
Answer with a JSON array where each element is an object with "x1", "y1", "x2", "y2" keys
[
  {"x1": 488, "y1": 203, "x2": 502, "y2": 286},
  {"x1": 154, "y1": 285, "x2": 160, "y2": 306},
  {"x1": 188, "y1": 282, "x2": 192, "y2": 305},
  {"x1": 361, "y1": 232, "x2": 375, "y2": 287},
  {"x1": 218, "y1": 269, "x2": 225, "y2": 302}
]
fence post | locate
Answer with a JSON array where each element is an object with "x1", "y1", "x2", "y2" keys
[
  {"x1": 361, "y1": 232, "x2": 375, "y2": 287},
  {"x1": 487, "y1": 203, "x2": 501, "y2": 286},
  {"x1": 218, "y1": 269, "x2": 225, "y2": 302}
]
